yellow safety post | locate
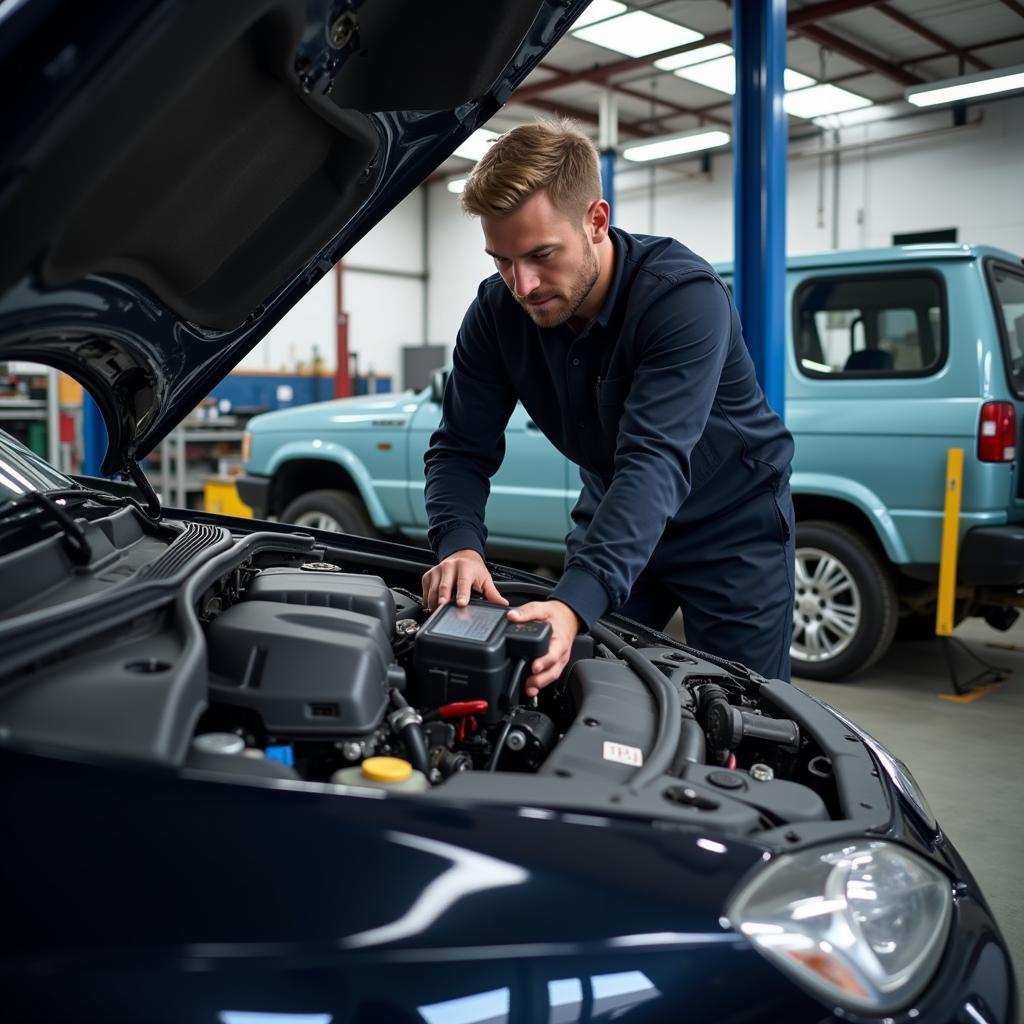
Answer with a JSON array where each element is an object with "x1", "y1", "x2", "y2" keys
[
  {"x1": 935, "y1": 447, "x2": 1008, "y2": 697},
  {"x1": 935, "y1": 448, "x2": 963, "y2": 637}
]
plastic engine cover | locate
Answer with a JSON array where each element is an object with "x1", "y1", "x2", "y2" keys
[
  {"x1": 245, "y1": 567, "x2": 395, "y2": 624},
  {"x1": 207, "y1": 602, "x2": 395, "y2": 735}
]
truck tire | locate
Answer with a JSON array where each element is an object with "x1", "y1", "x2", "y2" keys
[
  {"x1": 791, "y1": 521, "x2": 898, "y2": 681},
  {"x1": 280, "y1": 490, "x2": 377, "y2": 538}
]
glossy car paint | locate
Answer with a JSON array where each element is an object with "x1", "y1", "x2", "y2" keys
[{"x1": 0, "y1": 637, "x2": 1016, "y2": 1024}]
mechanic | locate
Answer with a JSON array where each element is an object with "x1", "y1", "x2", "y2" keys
[{"x1": 422, "y1": 121, "x2": 795, "y2": 695}]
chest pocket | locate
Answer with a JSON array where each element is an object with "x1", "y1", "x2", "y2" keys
[{"x1": 596, "y1": 375, "x2": 631, "y2": 439}]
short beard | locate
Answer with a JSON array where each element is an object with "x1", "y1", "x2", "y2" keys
[{"x1": 519, "y1": 239, "x2": 600, "y2": 327}]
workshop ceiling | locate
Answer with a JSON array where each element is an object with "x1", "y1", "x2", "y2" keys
[{"x1": 434, "y1": 0, "x2": 1024, "y2": 179}]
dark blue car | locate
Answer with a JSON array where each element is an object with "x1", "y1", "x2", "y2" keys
[{"x1": 0, "y1": 2, "x2": 1015, "y2": 1022}]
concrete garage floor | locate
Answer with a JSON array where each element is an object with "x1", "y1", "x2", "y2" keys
[{"x1": 796, "y1": 617, "x2": 1024, "y2": 992}]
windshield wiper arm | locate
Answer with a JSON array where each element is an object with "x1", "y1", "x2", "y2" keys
[{"x1": 0, "y1": 491, "x2": 92, "y2": 564}]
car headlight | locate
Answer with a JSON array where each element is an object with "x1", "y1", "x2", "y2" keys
[{"x1": 726, "y1": 841, "x2": 952, "y2": 1014}]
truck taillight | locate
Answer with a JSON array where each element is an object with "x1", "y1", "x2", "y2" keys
[
  {"x1": 978, "y1": 402, "x2": 1016, "y2": 463},
  {"x1": 241, "y1": 431, "x2": 251, "y2": 465}
]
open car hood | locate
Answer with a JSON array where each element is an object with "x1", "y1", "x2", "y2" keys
[{"x1": 0, "y1": 0, "x2": 585, "y2": 476}]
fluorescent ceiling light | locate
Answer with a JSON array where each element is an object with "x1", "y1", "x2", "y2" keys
[
  {"x1": 453, "y1": 129, "x2": 499, "y2": 162},
  {"x1": 672, "y1": 55, "x2": 816, "y2": 96},
  {"x1": 906, "y1": 63, "x2": 1024, "y2": 106},
  {"x1": 622, "y1": 129, "x2": 730, "y2": 162},
  {"x1": 446, "y1": 177, "x2": 467, "y2": 194},
  {"x1": 571, "y1": 0, "x2": 626, "y2": 30},
  {"x1": 784, "y1": 83, "x2": 872, "y2": 118},
  {"x1": 655, "y1": 43, "x2": 734, "y2": 72},
  {"x1": 573, "y1": 10, "x2": 702, "y2": 58}
]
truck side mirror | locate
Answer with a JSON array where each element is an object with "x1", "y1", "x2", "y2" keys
[{"x1": 430, "y1": 369, "x2": 449, "y2": 405}]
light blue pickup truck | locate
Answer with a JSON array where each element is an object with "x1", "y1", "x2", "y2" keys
[{"x1": 239, "y1": 244, "x2": 1024, "y2": 680}]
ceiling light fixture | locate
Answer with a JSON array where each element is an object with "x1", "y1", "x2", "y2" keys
[
  {"x1": 670, "y1": 55, "x2": 816, "y2": 96},
  {"x1": 784, "y1": 83, "x2": 872, "y2": 119},
  {"x1": 452, "y1": 129, "x2": 499, "y2": 162},
  {"x1": 446, "y1": 178, "x2": 467, "y2": 195},
  {"x1": 570, "y1": 0, "x2": 626, "y2": 30},
  {"x1": 572, "y1": 10, "x2": 702, "y2": 58},
  {"x1": 905, "y1": 63, "x2": 1024, "y2": 107},
  {"x1": 622, "y1": 129, "x2": 730, "y2": 162}
]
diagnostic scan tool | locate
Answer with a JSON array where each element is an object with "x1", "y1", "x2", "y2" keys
[{"x1": 414, "y1": 601, "x2": 551, "y2": 722}]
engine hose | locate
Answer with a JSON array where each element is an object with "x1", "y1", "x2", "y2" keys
[
  {"x1": 388, "y1": 689, "x2": 430, "y2": 777},
  {"x1": 487, "y1": 659, "x2": 528, "y2": 772},
  {"x1": 495, "y1": 581, "x2": 683, "y2": 789},
  {"x1": 669, "y1": 709, "x2": 706, "y2": 775},
  {"x1": 589, "y1": 621, "x2": 681, "y2": 791},
  {"x1": 495, "y1": 580, "x2": 760, "y2": 682}
]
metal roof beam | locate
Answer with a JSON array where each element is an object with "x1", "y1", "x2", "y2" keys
[
  {"x1": 514, "y1": 96, "x2": 655, "y2": 138},
  {"x1": 797, "y1": 23, "x2": 924, "y2": 85},
  {"x1": 877, "y1": 3, "x2": 991, "y2": 70},
  {"x1": 511, "y1": 0, "x2": 885, "y2": 102},
  {"x1": 997, "y1": 0, "x2": 1024, "y2": 19},
  {"x1": 898, "y1": 30, "x2": 1024, "y2": 65}
]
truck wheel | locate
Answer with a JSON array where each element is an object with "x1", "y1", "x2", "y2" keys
[
  {"x1": 280, "y1": 490, "x2": 377, "y2": 538},
  {"x1": 791, "y1": 521, "x2": 897, "y2": 681}
]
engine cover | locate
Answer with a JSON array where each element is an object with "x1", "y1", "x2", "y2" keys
[{"x1": 207, "y1": 602, "x2": 396, "y2": 736}]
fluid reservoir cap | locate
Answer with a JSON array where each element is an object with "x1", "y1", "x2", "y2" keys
[
  {"x1": 362, "y1": 756, "x2": 413, "y2": 783},
  {"x1": 192, "y1": 733, "x2": 245, "y2": 756}
]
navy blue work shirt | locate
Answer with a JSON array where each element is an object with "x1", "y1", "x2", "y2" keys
[{"x1": 424, "y1": 227, "x2": 794, "y2": 628}]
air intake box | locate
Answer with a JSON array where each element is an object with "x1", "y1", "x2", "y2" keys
[
  {"x1": 207, "y1": 601, "x2": 399, "y2": 736},
  {"x1": 245, "y1": 567, "x2": 395, "y2": 625}
]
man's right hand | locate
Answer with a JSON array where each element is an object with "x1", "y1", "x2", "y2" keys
[{"x1": 421, "y1": 549, "x2": 508, "y2": 612}]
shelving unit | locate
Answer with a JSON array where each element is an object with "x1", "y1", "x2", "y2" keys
[{"x1": 155, "y1": 417, "x2": 247, "y2": 509}]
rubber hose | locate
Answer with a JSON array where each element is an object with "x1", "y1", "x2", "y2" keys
[
  {"x1": 670, "y1": 709, "x2": 706, "y2": 774},
  {"x1": 496, "y1": 581, "x2": 683, "y2": 789}
]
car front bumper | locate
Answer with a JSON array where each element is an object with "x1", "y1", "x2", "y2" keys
[{"x1": 235, "y1": 474, "x2": 270, "y2": 519}]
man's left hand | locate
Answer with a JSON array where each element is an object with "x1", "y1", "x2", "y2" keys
[{"x1": 506, "y1": 600, "x2": 581, "y2": 697}]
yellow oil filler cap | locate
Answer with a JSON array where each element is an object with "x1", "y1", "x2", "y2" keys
[{"x1": 361, "y1": 756, "x2": 413, "y2": 783}]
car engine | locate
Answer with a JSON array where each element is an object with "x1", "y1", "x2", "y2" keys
[{"x1": 189, "y1": 556, "x2": 847, "y2": 830}]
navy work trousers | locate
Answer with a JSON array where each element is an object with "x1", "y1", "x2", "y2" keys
[{"x1": 618, "y1": 486, "x2": 796, "y2": 681}]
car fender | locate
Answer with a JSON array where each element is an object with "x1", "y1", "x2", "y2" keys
[
  {"x1": 265, "y1": 439, "x2": 394, "y2": 530},
  {"x1": 791, "y1": 472, "x2": 910, "y2": 564}
]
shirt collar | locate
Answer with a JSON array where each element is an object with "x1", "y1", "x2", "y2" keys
[{"x1": 589, "y1": 227, "x2": 627, "y2": 331}]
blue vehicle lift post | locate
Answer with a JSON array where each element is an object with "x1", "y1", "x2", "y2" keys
[
  {"x1": 733, "y1": 0, "x2": 787, "y2": 420},
  {"x1": 80, "y1": 392, "x2": 108, "y2": 478},
  {"x1": 599, "y1": 89, "x2": 617, "y2": 225}
]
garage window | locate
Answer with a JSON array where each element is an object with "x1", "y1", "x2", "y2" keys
[{"x1": 794, "y1": 273, "x2": 946, "y2": 378}]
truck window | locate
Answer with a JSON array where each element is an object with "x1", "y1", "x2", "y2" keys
[
  {"x1": 794, "y1": 273, "x2": 945, "y2": 378},
  {"x1": 988, "y1": 261, "x2": 1024, "y2": 399}
]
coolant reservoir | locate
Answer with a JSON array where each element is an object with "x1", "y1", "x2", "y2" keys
[{"x1": 332, "y1": 756, "x2": 428, "y2": 792}]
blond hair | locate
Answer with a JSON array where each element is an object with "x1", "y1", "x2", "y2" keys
[{"x1": 460, "y1": 120, "x2": 602, "y2": 224}]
